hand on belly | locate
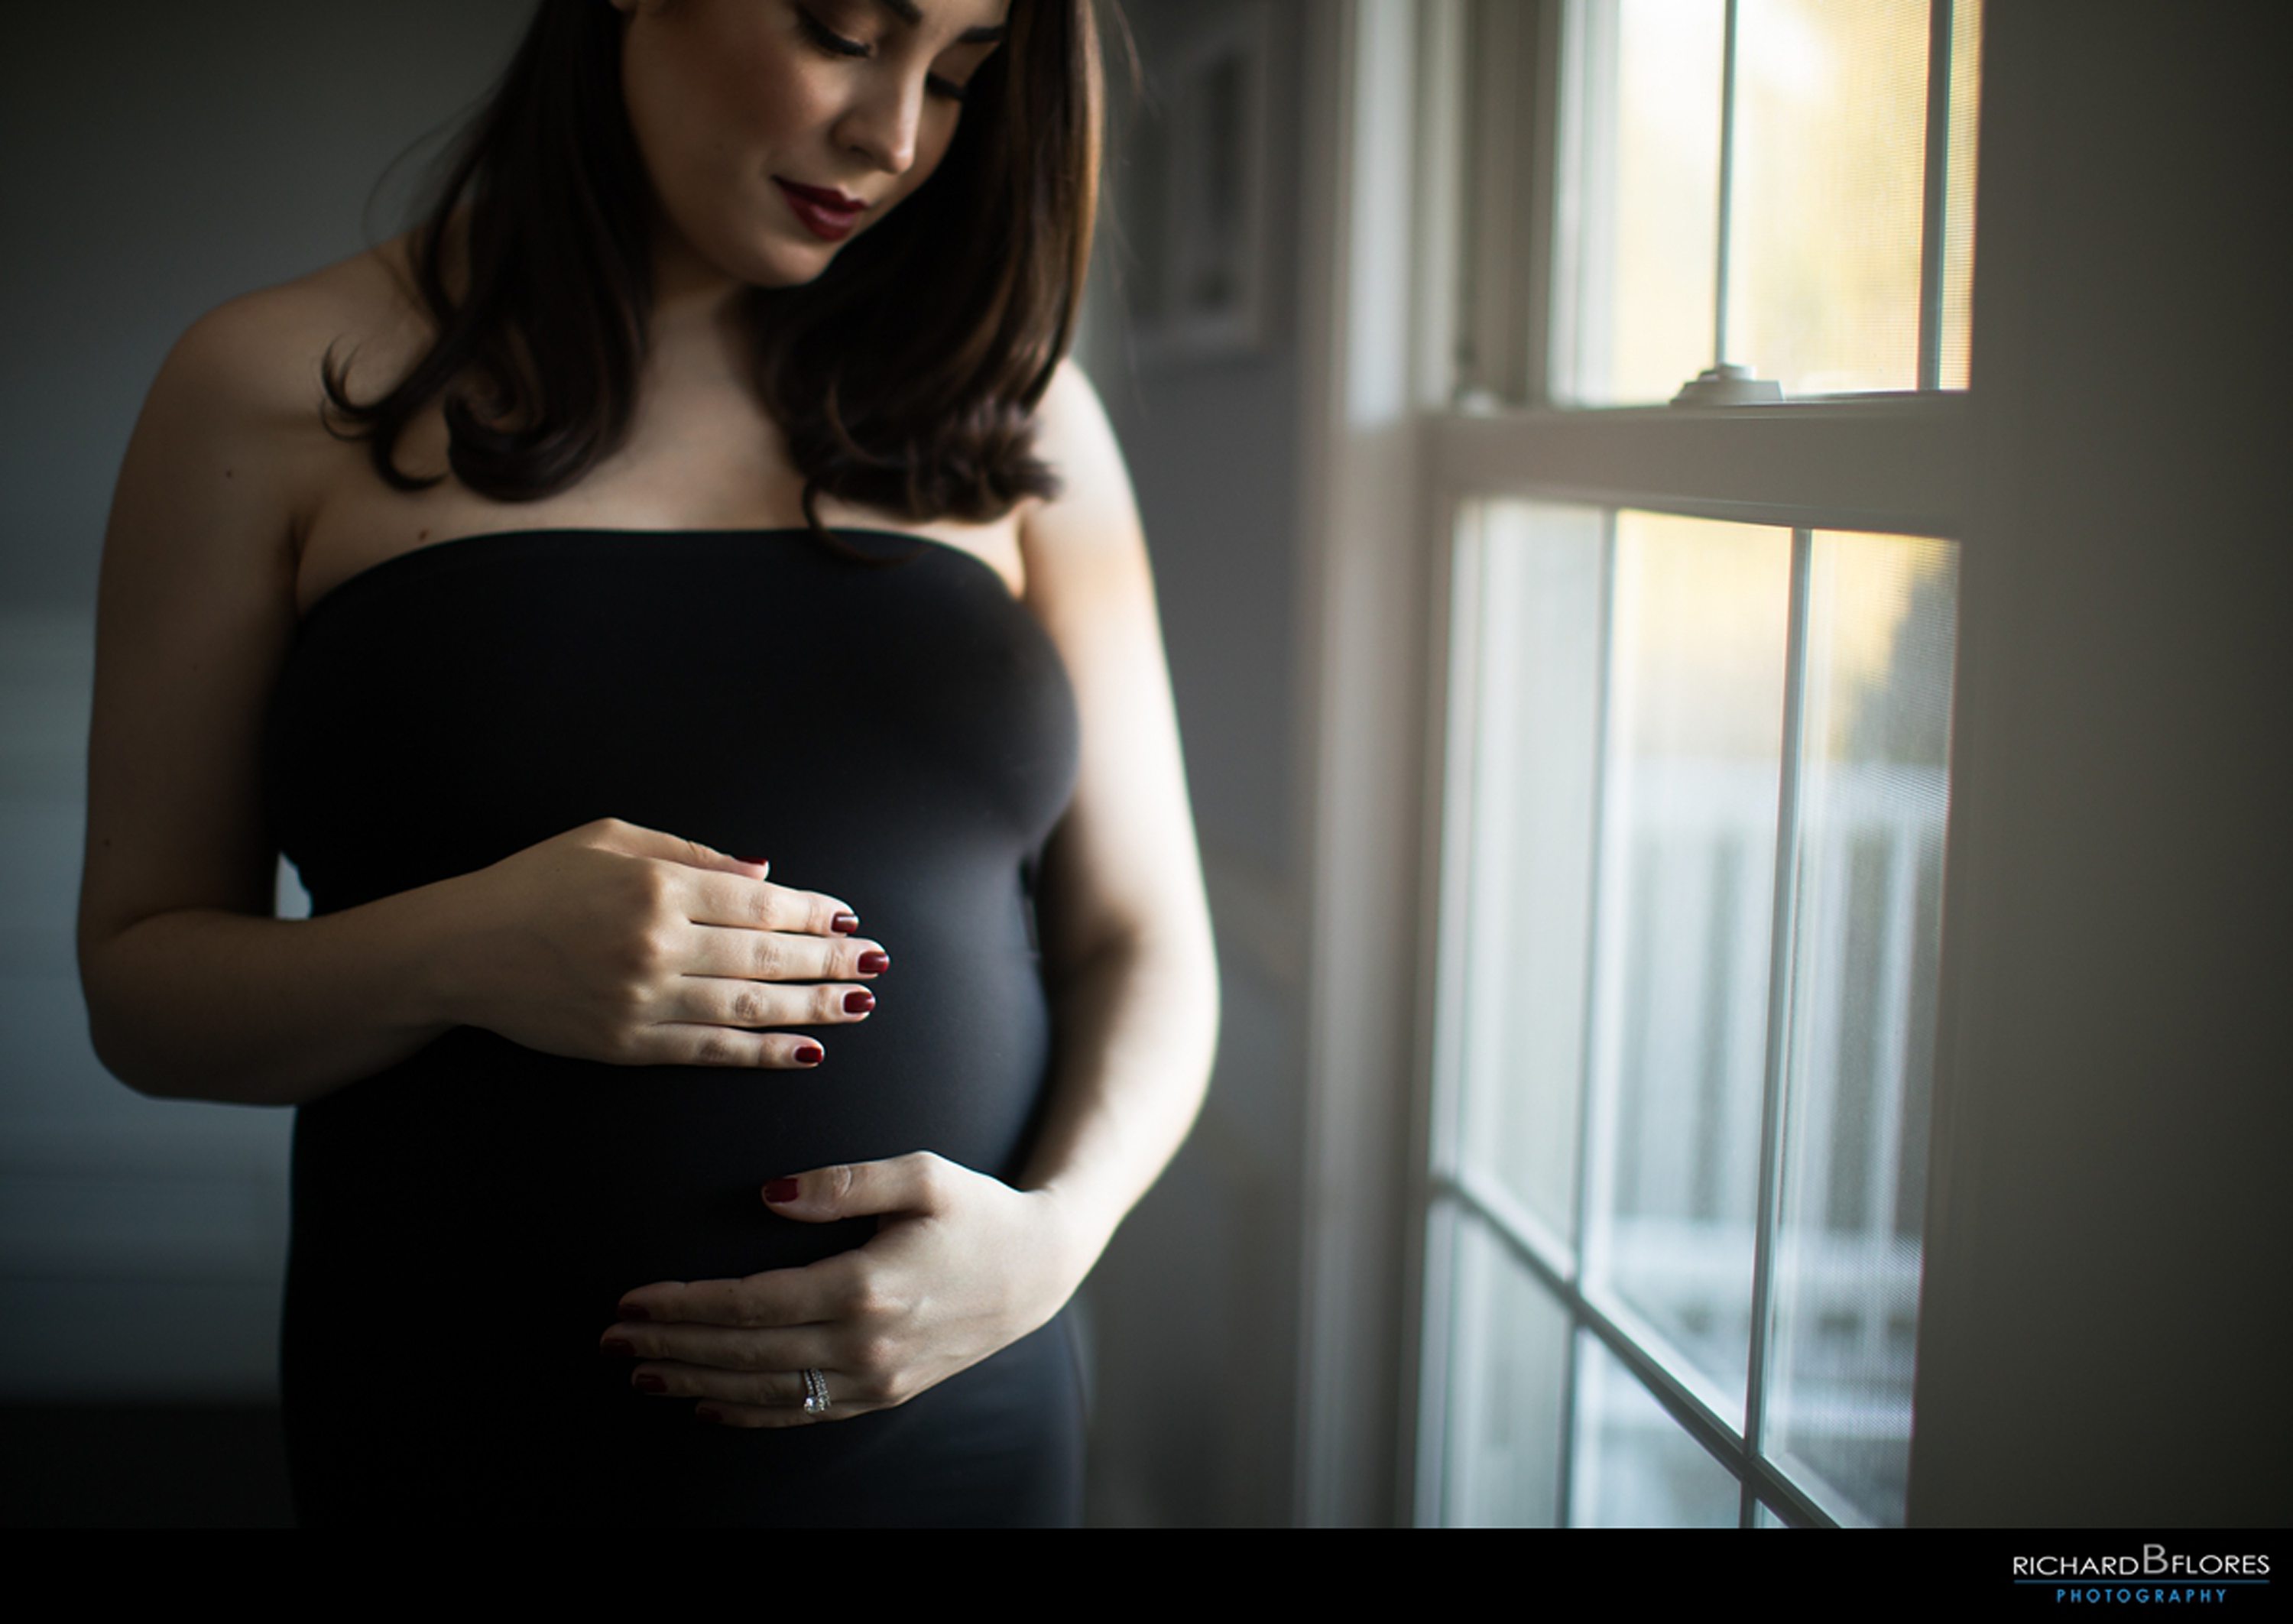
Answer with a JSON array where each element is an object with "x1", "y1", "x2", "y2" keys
[
  {"x1": 597, "y1": 1151, "x2": 1096, "y2": 1425},
  {"x1": 444, "y1": 815, "x2": 888, "y2": 1071}
]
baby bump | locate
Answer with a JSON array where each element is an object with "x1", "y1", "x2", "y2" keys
[{"x1": 287, "y1": 874, "x2": 1054, "y2": 1300}]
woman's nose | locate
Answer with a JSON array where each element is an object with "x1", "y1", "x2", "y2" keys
[{"x1": 838, "y1": 76, "x2": 926, "y2": 177}]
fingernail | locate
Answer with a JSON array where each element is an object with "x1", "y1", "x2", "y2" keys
[
  {"x1": 764, "y1": 1176, "x2": 802, "y2": 1203},
  {"x1": 858, "y1": 950, "x2": 890, "y2": 974},
  {"x1": 602, "y1": 1338, "x2": 636, "y2": 1357},
  {"x1": 634, "y1": 1373, "x2": 666, "y2": 1393},
  {"x1": 618, "y1": 1304, "x2": 650, "y2": 1322},
  {"x1": 696, "y1": 1406, "x2": 726, "y2": 1425},
  {"x1": 739, "y1": 856, "x2": 768, "y2": 867},
  {"x1": 844, "y1": 988, "x2": 875, "y2": 1014},
  {"x1": 832, "y1": 912, "x2": 860, "y2": 934},
  {"x1": 793, "y1": 1042, "x2": 824, "y2": 1066}
]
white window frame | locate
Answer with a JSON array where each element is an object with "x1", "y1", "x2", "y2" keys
[{"x1": 1289, "y1": 0, "x2": 1975, "y2": 1526}]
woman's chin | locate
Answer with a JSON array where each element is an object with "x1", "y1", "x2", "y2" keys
[
  {"x1": 748, "y1": 190, "x2": 894, "y2": 286},
  {"x1": 746, "y1": 241, "x2": 845, "y2": 291}
]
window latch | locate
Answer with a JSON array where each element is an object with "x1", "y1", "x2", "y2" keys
[{"x1": 1671, "y1": 362, "x2": 1785, "y2": 407}]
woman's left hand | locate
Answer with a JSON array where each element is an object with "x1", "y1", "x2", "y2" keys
[{"x1": 600, "y1": 1152, "x2": 1096, "y2": 1428}]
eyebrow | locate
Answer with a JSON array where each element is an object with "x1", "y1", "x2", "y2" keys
[{"x1": 871, "y1": 0, "x2": 1007, "y2": 46}]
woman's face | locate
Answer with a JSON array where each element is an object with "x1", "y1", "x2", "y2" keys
[{"x1": 611, "y1": 0, "x2": 1012, "y2": 292}]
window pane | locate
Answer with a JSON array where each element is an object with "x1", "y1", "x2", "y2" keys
[
  {"x1": 1582, "y1": 512, "x2": 1789, "y2": 1426},
  {"x1": 1451, "y1": 504, "x2": 1606, "y2": 1247},
  {"x1": 1558, "y1": 0, "x2": 1724, "y2": 404},
  {"x1": 1441, "y1": 1211, "x2": 1572, "y2": 1526},
  {"x1": 1761, "y1": 531, "x2": 1958, "y2": 1526},
  {"x1": 1728, "y1": 0, "x2": 1931, "y2": 395},
  {"x1": 1570, "y1": 1330, "x2": 1742, "y2": 1527},
  {"x1": 1545, "y1": 0, "x2": 1982, "y2": 402}
]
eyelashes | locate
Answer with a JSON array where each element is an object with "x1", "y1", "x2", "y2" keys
[
  {"x1": 793, "y1": 7, "x2": 869, "y2": 60},
  {"x1": 793, "y1": 7, "x2": 971, "y2": 104}
]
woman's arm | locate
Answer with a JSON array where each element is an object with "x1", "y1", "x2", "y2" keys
[
  {"x1": 607, "y1": 359, "x2": 1222, "y2": 1422},
  {"x1": 1004, "y1": 356, "x2": 1222, "y2": 1264},
  {"x1": 76, "y1": 290, "x2": 469, "y2": 1106}
]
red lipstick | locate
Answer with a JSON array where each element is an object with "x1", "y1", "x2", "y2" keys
[{"x1": 775, "y1": 178, "x2": 864, "y2": 242}]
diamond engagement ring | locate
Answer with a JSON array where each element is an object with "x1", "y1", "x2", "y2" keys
[{"x1": 802, "y1": 1367, "x2": 831, "y2": 1415}]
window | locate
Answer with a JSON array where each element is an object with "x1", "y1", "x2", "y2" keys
[{"x1": 1413, "y1": 0, "x2": 1980, "y2": 1528}]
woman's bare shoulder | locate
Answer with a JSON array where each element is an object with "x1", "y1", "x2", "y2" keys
[
  {"x1": 1019, "y1": 358, "x2": 1142, "y2": 563},
  {"x1": 143, "y1": 233, "x2": 435, "y2": 536},
  {"x1": 1030, "y1": 355, "x2": 1111, "y2": 449},
  {"x1": 170, "y1": 234, "x2": 427, "y2": 423}
]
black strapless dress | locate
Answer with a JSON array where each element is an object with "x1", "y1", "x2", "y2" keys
[{"x1": 260, "y1": 527, "x2": 1086, "y2": 1527}]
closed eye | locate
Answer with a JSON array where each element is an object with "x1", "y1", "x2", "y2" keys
[
  {"x1": 794, "y1": 7, "x2": 870, "y2": 61},
  {"x1": 796, "y1": 7, "x2": 973, "y2": 103}
]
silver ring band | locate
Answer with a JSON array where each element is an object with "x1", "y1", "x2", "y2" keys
[{"x1": 802, "y1": 1366, "x2": 831, "y2": 1415}]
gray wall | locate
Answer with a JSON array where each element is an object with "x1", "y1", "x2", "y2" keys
[
  {"x1": 1075, "y1": 0, "x2": 1312, "y2": 1527},
  {"x1": 1905, "y1": 0, "x2": 2293, "y2": 1525},
  {"x1": 2, "y1": 2, "x2": 537, "y2": 608},
  {"x1": 2, "y1": 1, "x2": 537, "y2": 1399}
]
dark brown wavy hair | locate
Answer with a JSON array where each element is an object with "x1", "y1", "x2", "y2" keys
[{"x1": 319, "y1": 0, "x2": 1118, "y2": 553}]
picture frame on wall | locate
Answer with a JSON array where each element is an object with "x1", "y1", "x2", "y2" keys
[{"x1": 1124, "y1": 0, "x2": 1274, "y2": 367}]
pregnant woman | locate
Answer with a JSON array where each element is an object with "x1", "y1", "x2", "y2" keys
[{"x1": 74, "y1": 0, "x2": 1218, "y2": 1526}]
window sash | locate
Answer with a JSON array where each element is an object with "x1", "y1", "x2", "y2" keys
[
  {"x1": 1432, "y1": 398, "x2": 1972, "y2": 537},
  {"x1": 1425, "y1": 501, "x2": 1950, "y2": 1527},
  {"x1": 1299, "y1": 0, "x2": 1984, "y2": 1528},
  {"x1": 1455, "y1": 0, "x2": 1981, "y2": 410},
  {"x1": 1410, "y1": 0, "x2": 1977, "y2": 1531}
]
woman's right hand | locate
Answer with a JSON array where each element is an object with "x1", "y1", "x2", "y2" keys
[{"x1": 442, "y1": 816, "x2": 886, "y2": 1069}]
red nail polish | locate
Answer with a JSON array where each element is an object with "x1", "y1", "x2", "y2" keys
[
  {"x1": 832, "y1": 912, "x2": 860, "y2": 934},
  {"x1": 844, "y1": 989, "x2": 874, "y2": 1014},
  {"x1": 764, "y1": 1177, "x2": 801, "y2": 1203},
  {"x1": 634, "y1": 1374, "x2": 666, "y2": 1393},
  {"x1": 696, "y1": 1406, "x2": 726, "y2": 1424},
  {"x1": 739, "y1": 856, "x2": 768, "y2": 867},
  {"x1": 618, "y1": 1304, "x2": 650, "y2": 1322},
  {"x1": 602, "y1": 1339, "x2": 635, "y2": 1357},
  {"x1": 858, "y1": 950, "x2": 890, "y2": 974},
  {"x1": 794, "y1": 1042, "x2": 824, "y2": 1066}
]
